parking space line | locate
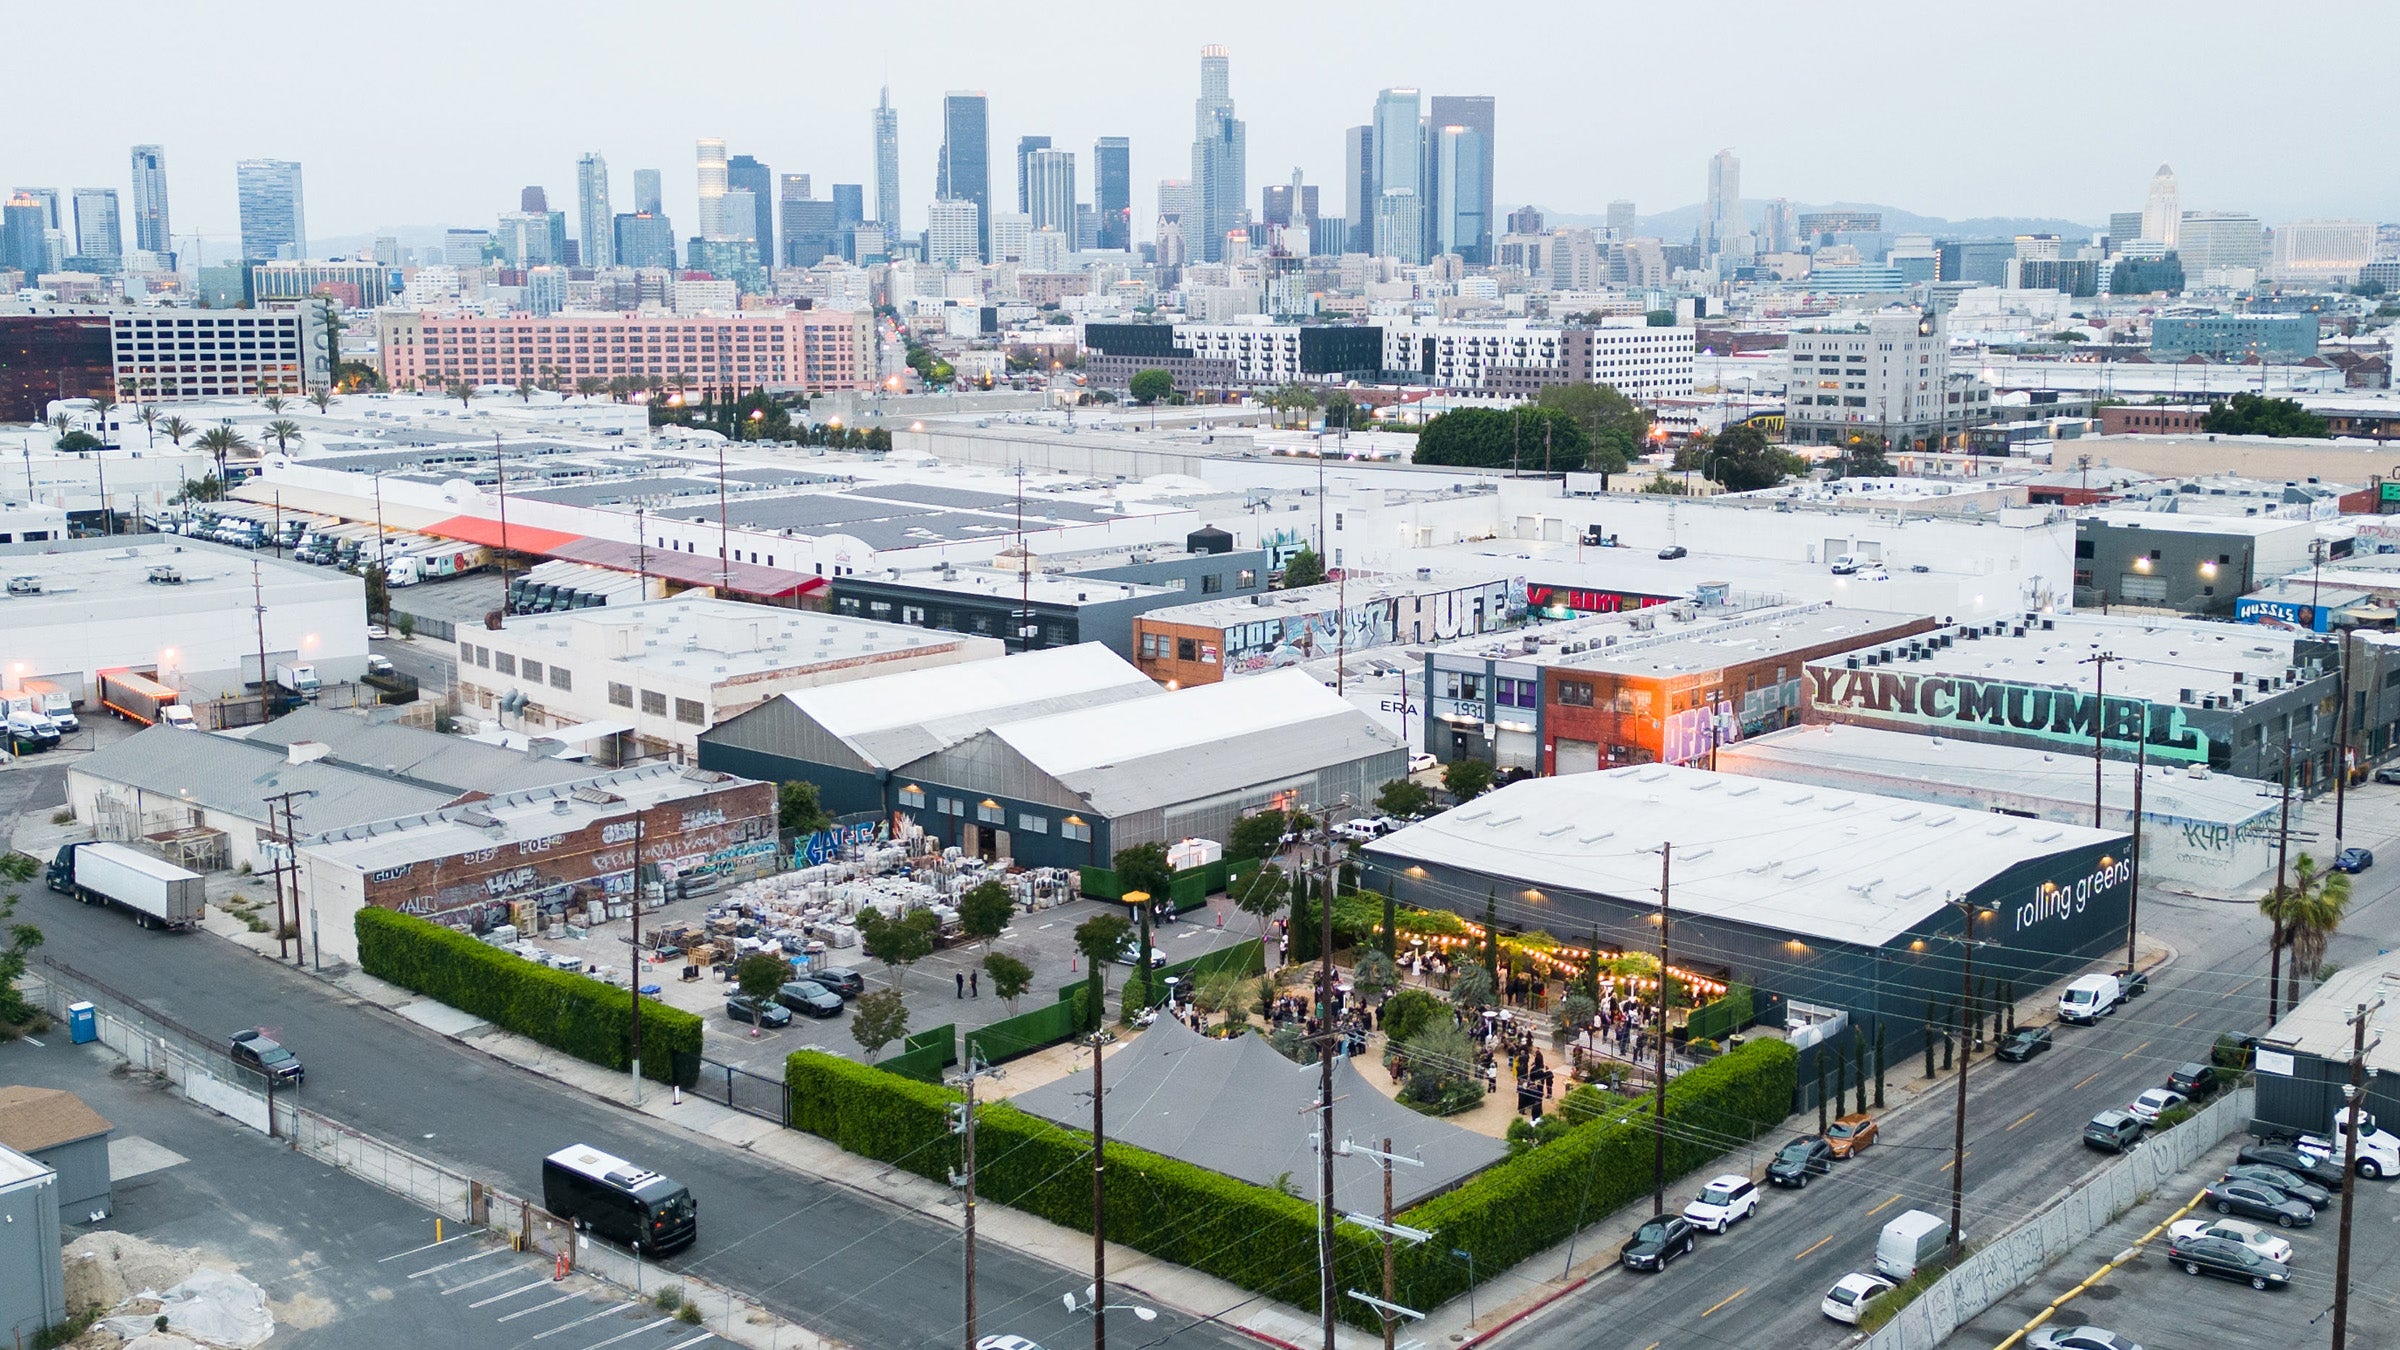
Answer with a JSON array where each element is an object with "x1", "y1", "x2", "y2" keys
[
  {"x1": 1700, "y1": 1286, "x2": 1747, "y2": 1317},
  {"x1": 499, "y1": 1293, "x2": 583, "y2": 1322},
  {"x1": 2006, "y1": 1109, "x2": 2039, "y2": 1132},
  {"x1": 1792, "y1": 1234, "x2": 1833, "y2": 1261},
  {"x1": 441, "y1": 1266, "x2": 527, "y2": 1296},
  {"x1": 470, "y1": 1278, "x2": 556, "y2": 1308},
  {"x1": 410, "y1": 1246, "x2": 509, "y2": 1279},
  {"x1": 380, "y1": 1232, "x2": 475, "y2": 1263},
  {"x1": 662, "y1": 1334, "x2": 716, "y2": 1350},
  {"x1": 2071, "y1": 1070, "x2": 2102, "y2": 1090},
  {"x1": 532, "y1": 1301, "x2": 639, "y2": 1339},
  {"x1": 2119, "y1": 1038, "x2": 2151, "y2": 1061},
  {"x1": 579, "y1": 1319, "x2": 682, "y2": 1350},
  {"x1": 1940, "y1": 1150, "x2": 1972, "y2": 1173},
  {"x1": 1865, "y1": 1192, "x2": 1904, "y2": 1217}
]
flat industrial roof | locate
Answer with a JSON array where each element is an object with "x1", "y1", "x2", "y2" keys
[
  {"x1": 1138, "y1": 569, "x2": 1508, "y2": 629},
  {"x1": 1364, "y1": 764, "x2": 2126, "y2": 947},
  {"x1": 1804, "y1": 611, "x2": 2327, "y2": 705},
  {"x1": 0, "y1": 538, "x2": 353, "y2": 615},
  {"x1": 493, "y1": 594, "x2": 990, "y2": 679},
  {"x1": 1552, "y1": 606, "x2": 1926, "y2": 676},
  {"x1": 772, "y1": 642, "x2": 1157, "y2": 769},
  {"x1": 306, "y1": 763, "x2": 751, "y2": 871},
  {"x1": 852, "y1": 565, "x2": 1175, "y2": 606},
  {"x1": 2260, "y1": 952, "x2": 2400, "y2": 1076}
]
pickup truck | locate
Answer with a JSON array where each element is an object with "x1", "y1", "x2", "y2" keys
[{"x1": 229, "y1": 1029, "x2": 304, "y2": 1087}]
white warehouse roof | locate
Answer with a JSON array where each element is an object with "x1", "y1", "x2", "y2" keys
[{"x1": 771, "y1": 642, "x2": 1156, "y2": 770}]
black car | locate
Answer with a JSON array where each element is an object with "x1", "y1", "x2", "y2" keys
[
  {"x1": 2167, "y1": 1232, "x2": 2290, "y2": 1290},
  {"x1": 1767, "y1": 1137, "x2": 1835, "y2": 1188},
  {"x1": 2167, "y1": 1062, "x2": 2218, "y2": 1098},
  {"x1": 2117, "y1": 968, "x2": 2150, "y2": 998},
  {"x1": 2220, "y1": 1164, "x2": 2331, "y2": 1210},
  {"x1": 2237, "y1": 1142, "x2": 2347, "y2": 1186},
  {"x1": 1619, "y1": 1215, "x2": 1697, "y2": 1271},
  {"x1": 1657, "y1": 546, "x2": 1688, "y2": 560},
  {"x1": 726, "y1": 994, "x2": 792, "y2": 1029},
  {"x1": 1997, "y1": 1026, "x2": 2055, "y2": 1062},
  {"x1": 775, "y1": 980, "x2": 845, "y2": 1018},
  {"x1": 2083, "y1": 1109, "x2": 2144, "y2": 1153},
  {"x1": 229, "y1": 1029, "x2": 303, "y2": 1086},
  {"x1": 812, "y1": 966, "x2": 867, "y2": 998},
  {"x1": 2202, "y1": 1180, "x2": 2314, "y2": 1228}
]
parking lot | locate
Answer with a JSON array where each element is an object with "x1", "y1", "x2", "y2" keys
[{"x1": 1957, "y1": 1134, "x2": 2400, "y2": 1350}]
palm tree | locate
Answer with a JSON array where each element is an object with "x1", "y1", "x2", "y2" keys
[
  {"x1": 159, "y1": 415, "x2": 193, "y2": 447},
  {"x1": 262, "y1": 394, "x2": 289, "y2": 416},
  {"x1": 88, "y1": 393, "x2": 119, "y2": 449},
  {"x1": 137, "y1": 404, "x2": 160, "y2": 447},
  {"x1": 447, "y1": 380, "x2": 478, "y2": 411},
  {"x1": 2263, "y1": 854, "x2": 2352, "y2": 1013},
  {"x1": 514, "y1": 379, "x2": 537, "y2": 404},
  {"x1": 48, "y1": 411, "x2": 74, "y2": 443},
  {"x1": 574, "y1": 377, "x2": 604, "y2": 401},
  {"x1": 196, "y1": 423, "x2": 253, "y2": 488},
  {"x1": 308, "y1": 390, "x2": 335, "y2": 414},
  {"x1": 263, "y1": 419, "x2": 303, "y2": 453},
  {"x1": 607, "y1": 376, "x2": 633, "y2": 403}
]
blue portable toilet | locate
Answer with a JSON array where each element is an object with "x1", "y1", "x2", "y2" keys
[{"x1": 66, "y1": 1002, "x2": 97, "y2": 1044}]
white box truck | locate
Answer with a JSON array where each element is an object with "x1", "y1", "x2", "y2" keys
[
  {"x1": 21, "y1": 679, "x2": 78, "y2": 732},
  {"x1": 46, "y1": 841, "x2": 206, "y2": 930},
  {"x1": 272, "y1": 662, "x2": 321, "y2": 701},
  {"x1": 1875, "y1": 1209, "x2": 1952, "y2": 1280}
]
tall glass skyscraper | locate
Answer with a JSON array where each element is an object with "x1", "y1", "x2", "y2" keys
[
  {"x1": 695, "y1": 138, "x2": 729, "y2": 237},
  {"x1": 1015, "y1": 135, "x2": 1051, "y2": 215},
  {"x1": 128, "y1": 145, "x2": 170, "y2": 256},
  {"x1": 1093, "y1": 137, "x2": 1131, "y2": 252},
  {"x1": 1703, "y1": 149, "x2": 1742, "y2": 256},
  {"x1": 1189, "y1": 47, "x2": 1246, "y2": 263},
  {"x1": 72, "y1": 189, "x2": 122, "y2": 262},
  {"x1": 577, "y1": 153, "x2": 613, "y2": 269},
  {"x1": 2, "y1": 193, "x2": 47, "y2": 281},
  {"x1": 633, "y1": 168, "x2": 663, "y2": 217},
  {"x1": 1025, "y1": 149, "x2": 1076, "y2": 236},
  {"x1": 873, "y1": 87, "x2": 900, "y2": 244},
  {"x1": 1427, "y1": 95, "x2": 1494, "y2": 264},
  {"x1": 938, "y1": 92, "x2": 991, "y2": 261},
  {"x1": 1369, "y1": 88, "x2": 1422, "y2": 262},
  {"x1": 235, "y1": 159, "x2": 305, "y2": 261},
  {"x1": 728, "y1": 154, "x2": 774, "y2": 250}
]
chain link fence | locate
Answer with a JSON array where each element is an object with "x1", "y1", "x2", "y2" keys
[{"x1": 1862, "y1": 1086, "x2": 2256, "y2": 1350}]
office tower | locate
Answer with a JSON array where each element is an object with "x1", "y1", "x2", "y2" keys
[
  {"x1": 937, "y1": 91, "x2": 991, "y2": 260},
  {"x1": 1015, "y1": 135, "x2": 1052, "y2": 214},
  {"x1": 1606, "y1": 199, "x2": 1636, "y2": 239},
  {"x1": 1189, "y1": 46, "x2": 1246, "y2": 263},
  {"x1": 695, "y1": 138, "x2": 729, "y2": 236},
  {"x1": 2179, "y1": 212, "x2": 2264, "y2": 273},
  {"x1": 1344, "y1": 125, "x2": 1374, "y2": 253},
  {"x1": 1375, "y1": 191, "x2": 1424, "y2": 267},
  {"x1": 496, "y1": 211, "x2": 565, "y2": 267},
  {"x1": 235, "y1": 159, "x2": 306, "y2": 260},
  {"x1": 1430, "y1": 126, "x2": 1485, "y2": 260},
  {"x1": 831, "y1": 184, "x2": 863, "y2": 230},
  {"x1": 13, "y1": 188, "x2": 59, "y2": 229},
  {"x1": 2142, "y1": 164, "x2": 2179, "y2": 246},
  {"x1": 1025, "y1": 148, "x2": 1076, "y2": 236},
  {"x1": 722, "y1": 190, "x2": 759, "y2": 244},
  {"x1": 372, "y1": 236, "x2": 401, "y2": 266},
  {"x1": 782, "y1": 198, "x2": 841, "y2": 268},
  {"x1": 521, "y1": 186, "x2": 548, "y2": 214},
  {"x1": 614, "y1": 213, "x2": 676, "y2": 269},
  {"x1": 1261, "y1": 171, "x2": 1319, "y2": 253},
  {"x1": 728, "y1": 154, "x2": 773, "y2": 249},
  {"x1": 2107, "y1": 211, "x2": 2144, "y2": 248},
  {"x1": 2, "y1": 193, "x2": 45, "y2": 280},
  {"x1": 989, "y1": 210, "x2": 1030, "y2": 263},
  {"x1": 1428, "y1": 95, "x2": 1494, "y2": 263},
  {"x1": 1157, "y1": 179, "x2": 1194, "y2": 225},
  {"x1": 1093, "y1": 137, "x2": 1131, "y2": 252},
  {"x1": 873, "y1": 86, "x2": 901, "y2": 242},
  {"x1": 1369, "y1": 88, "x2": 1421, "y2": 260},
  {"x1": 72, "y1": 189, "x2": 122, "y2": 262},
  {"x1": 128, "y1": 145, "x2": 170, "y2": 255},
  {"x1": 1074, "y1": 204, "x2": 1098, "y2": 251},
  {"x1": 1703, "y1": 149, "x2": 1741, "y2": 256},
  {"x1": 576, "y1": 153, "x2": 614, "y2": 269},
  {"x1": 446, "y1": 228, "x2": 491, "y2": 266},
  {"x1": 1507, "y1": 205, "x2": 1544, "y2": 236},
  {"x1": 634, "y1": 168, "x2": 663, "y2": 216},
  {"x1": 927, "y1": 199, "x2": 980, "y2": 266},
  {"x1": 1760, "y1": 198, "x2": 1798, "y2": 253},
  {"x1": 2271, "y1": 219, "x2": 2375, "y2": 283}
]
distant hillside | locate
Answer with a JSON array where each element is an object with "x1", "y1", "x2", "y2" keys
[{"x1": 1543, "y1": 200, "x2": 2101, "y2": 243}]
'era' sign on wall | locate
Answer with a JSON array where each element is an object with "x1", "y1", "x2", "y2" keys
[{"x1": 1807, "y1": 667, "x2": 2212, "y2": 763}]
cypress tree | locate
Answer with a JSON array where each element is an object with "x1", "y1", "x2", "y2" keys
[{"x1": 1874, "y1": 1021, "x2": 1887, "y2": 1108}]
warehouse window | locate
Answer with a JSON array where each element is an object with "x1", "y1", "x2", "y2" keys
[
  {"x1": 674, "y1": 697, "x2": 706, "y2": 725},
  {"x1": 550, "y1": 667, "x2": 571, "y2": 691},
  {"x1": 1557, "y1": 680, "x2": 1594, "y2": 707},
  {"x1": 1178, "y1": 637, "x2": 1197, "y2": 661},
  {"x1": 1017, "y1": 813, "x2": 1048, "y2": 834},
  {"x1": 1061, "y1": 817, "x2": 1092, "y2": 842},
  {"x1": 494, "y1": 652, "x2": 516, "y2": 675},
  {"x1": 608, "y1": 682, "x2": 633, "y2": 708},
  {"x1": 640, "y1": 690, "x2": 667, "y2": 715},
  {"x1": 1201, "y1": 574, "x2": 1223, "y2": 594},
  {"x1": 1140, "y1": 633, "x2": 1158, "y2": 659},
  {"x1": 521, "y1": 659, "x2": 543, "y2": 683},
  {"x1": 897, "y1": 785, "x2": 926, "y2": 808},
  {"x1": 977, "y1": 800, "x2": 1005, "y2": 824}
]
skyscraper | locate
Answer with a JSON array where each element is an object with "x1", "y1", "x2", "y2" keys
[
  {"x1": 72, "y1": 189, "x2": 122, "y2": 262},
  {"x1": 2142, "y1": 164, "x2": 2180, "y2": 246},
  {"x1": 873, "y1": 87, "x2": 901, "y2": 243},
  {"x1": 235, "y1": 159, "x2": 306, "y2": 261},
  {"x1": 926, "y1": 198, "x2": 980, "y2": 267},
  {"x1": 1344, "y1": 125, "x2": 1375, "y2": 253},
  {"x1": 1702, "y1": 149, "x2": 1741, "y2": 256},
  {"x1": 1025, "y1": 148, "x2": 1076, "y2": 237},
  {"x1": 1606, "y1": 199, "x2": 1636, "y2": 239},
  {"x1": 695, "y1": 138, "x2": 729, "y2": 237},
  {"x1": 728, "y1": 154, "x2": 773, "y2": 251},
  {"x1": 1189, "y1": 46, "x2": 1246, "y2": 264},
  {"x1": 831, "y1": 184, "x2": 864, "y2": 229},
  {"x1": 1093, "y1": 137, "x2": 1131, "y2": 252},
  {"x1": 936, "y1": 92, "x2": 992, "y2": 261},
  {"x1": 12, "y1": 189, "x2": 59, "y2": 229},
  {"x1": 634, "y1": 168, "x2": 663, "y2": 217},
  {"x1": 1430, "y1": 126, "x2": 1485, "y2": 261},
  {"x1": 128, "y1": 145, "x2": 170, "y2": 255},
  {"x1": 2, "y1": 193, "x2": 45, "y2": 281},
  {"x1": 1015, "y1": 135, "x2": 1051, "y2": 215},
  {"x1": 1428, "y1": 95, "x2": 1494, "y2": 263},
  {"x1": 521, "y1": 186, "x2": 548, "y2": 214},
  {"x1": 1370, "y1": 88, "x2": 1422, "y2": 261},
  {"x1": 577, "y1": 153, "x2": 614, "y2": 269}
]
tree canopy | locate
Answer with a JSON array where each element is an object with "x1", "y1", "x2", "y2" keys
[
  {"x1": 776, "y1": 781, "x2": 830, "y2": 836},
  {"x1": 1280, "y1": 547, "x2": 1326, "y2": 590},
  {"x1": 1375, "y1": 778, "x2": 1432, "y2": 820},
  {"x1": 957, "y1": 879, "x2": 1015, "y2": 942},
  {"x1": 1412, "y1": 406, "x2": 1593, "y2": 473},
  {"x1": 1229, "y1": 809, "x2": 1290, "y2": 863},
  {"x1": 1111, "y1": 842, "x2": 1174, "y2": 901},
  {"x1": 1442, "y1": 759, "x2": 1495, "y2": 801},
  {"x1": 1535, "y1": 383, "x2": 1650, "y2": 474},
  {"x1": 1129, "y1": 369, "x2": 1175, "y2": 405},
  {"x1": 2202, "y1": 393, "x2": 2328, "y2": 439},
  {"x1": 1710, "y1": 423, "x2": 1800, "y2": 492}
]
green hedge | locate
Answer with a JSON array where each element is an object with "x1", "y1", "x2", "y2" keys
[
  {"x1": 1684, "y1": 983, "x2": 1756, "y2": 1045},
  {"x1": 885, "y1": 1023, "x2": 958, "y2": 1083},
  {"x1": 965, "y1": 991, "x2": 1088, "y2": 1064},
  {"x1": 355, "y1": 906, "x2": 700, "y2": 1087},
  {"x1": 785, "y1": 1030, "x2": 1796, "y2": 1328}
]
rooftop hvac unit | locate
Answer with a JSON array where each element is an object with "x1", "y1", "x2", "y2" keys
[
  {"x1": 2180, "y1": 689, "x2": 2195, "y2": 704},
  {"x1": 1846, "y1": 655, "x2": 1861, "y2": 669},
  {"x1": 2041, "y1": 619, "x2": 2055, "y2": 630},
  {"x1": 2012, "y1": 626, "x2": 2027, "y2": 638}
]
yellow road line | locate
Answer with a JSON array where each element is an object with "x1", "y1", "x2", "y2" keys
[
  {"x1": 1941, "y1": 1149, "x2": 1973, "y2": 1173},
  {"x1": 2222, "y1": 976, "x2": 2258, "y2": 1001},
  {"x1": 2071, "y1": 1070, "x2": 2102, "y2": 1090},
  {"x1": 2174, "y1": 1011, "x2": 2199, "y2": 1028},
  {"x1": 1701, "y1": 1286, "x2": 1748, "y2": 1318},
  {"x1": 1866, "y1": 1192, "x2": 1904, "y2": 1218},
  {"x1": 2120, "y1": 1038, "x2": 2152, "y2": 1060},
  {"x1": 1793, "y1": 1234, "x2": 1834, "y2": 1261},
  {"x1": 1990, "y1": 1187, "x2": 2212, "y2": 1350},
  {"x1": 2006, "y1": 1109, "x2": 2039, "y2": 1132}
]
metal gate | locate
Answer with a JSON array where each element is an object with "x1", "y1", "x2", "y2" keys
[{"x1": 689, "y1": 1057, "x2": 790, "y2": 1126}]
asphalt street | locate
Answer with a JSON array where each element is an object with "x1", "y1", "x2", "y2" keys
[
  {"x1": 1492, "y1": 876, "x2": 2352, "y2": 1350},
  {"x1": 375, "y1": 633, "x2": 455, "y2": 696},
  {"x1": 4, "y1": 765, "x2": 1253, "y2": 1350}
]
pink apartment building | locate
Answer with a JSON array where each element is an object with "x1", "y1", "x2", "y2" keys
[{"x1": 376, "y1": 308, "x2": 875, "y2": 395}]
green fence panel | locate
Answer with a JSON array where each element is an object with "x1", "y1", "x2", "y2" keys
[
  {"x1": 964, "y1": 1000, "x2": 1080, "y2": 1064},
  {"x1": 1684, "y1": 984, "x2": 1756, "y2": 1045}
]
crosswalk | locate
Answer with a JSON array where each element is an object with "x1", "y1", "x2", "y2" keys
[{"x1": 383, "y1": 1232, "x2": 719, "y2": 1350}]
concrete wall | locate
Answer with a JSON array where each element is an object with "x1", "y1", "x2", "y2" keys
[
  {"x1": 0, "y1": 1155, "x2": 64, "y2": 1344},
  {"x1": 34, "y1": 1134, "x2": 110, "y2": 1222}
]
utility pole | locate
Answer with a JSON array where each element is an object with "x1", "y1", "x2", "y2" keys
[
  {"x1": 262, "y1": 790, "x2": 311, "y2": 965},
  {"x1": 2125, "y1": 736, "x2": 2146, "y2": 976},
  {"x1": 1088, "y1": 1030, "x2": 1109, "y2": 1350},
  {"x1": 2335, "y1": 630, "x2": 2354, "y2": 848},
  {"x1": 266, "y1": 787, "x2": 293, "y2": 960},
  {"x1": 2332, "y1": 999, "x2": 2380, "y2": 1350},
  {"x1": 2081, "y1": 651, "x2": 2115, "y2": 828},
  {"x1": 492, "y1": 435, "x2": 513, "y2": 612},
  {"x1": 953, "y1": 1049, "x2": 998, "y2": 1350},
  {"x1": 1652, "y1": 842, "x2": 1672, "y2": 1217},
  {"x1": 250, "y1": 561, "x2": 271, "y2": 723},
  {"x1": 2270, "y1": 740, "x2": 2294, "y2": 1026},
  {"x1": 1339, "y1": 1137, "x2": 1426, "y2": 1350},
  {"x1": 1316, "y1": 840, "x2": 1337, "y2": 1350},
  {"x1": 715, "y1": 440, "x2": 731, "y2": 594},
  {"x1": 1947, "y1": 899, "x2": 1983, "y2": 1250},
  {"x1": 628, "y1": 806, "x2": 646, "y2": 1104}
]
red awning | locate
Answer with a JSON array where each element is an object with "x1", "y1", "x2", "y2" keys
[{"x1": 425, "y1": 515, "x2": 584, "y2": 555}]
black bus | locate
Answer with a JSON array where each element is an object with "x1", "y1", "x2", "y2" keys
[{"x1": 541, "y1": 1145, "x2": 697, "y2": 1254}]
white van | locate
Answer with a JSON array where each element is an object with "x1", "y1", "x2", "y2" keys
[
  {"x1": 2057, "y1": 972, "x2": 2123, "y2": 1025},
  {"x1": 1831, "y1": 553, "x2": 1872, "y2": 575},
  {"x1": 1874, "y1": 1209, "x2": 1951, "y2": 1280}
]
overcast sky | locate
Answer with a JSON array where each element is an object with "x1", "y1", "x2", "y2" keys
[{"x1": 16, "y1": 0, "x2": 2396, "y2": 250}]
